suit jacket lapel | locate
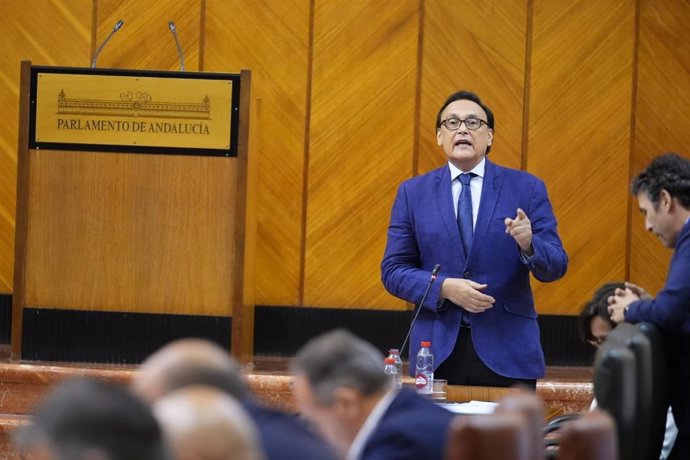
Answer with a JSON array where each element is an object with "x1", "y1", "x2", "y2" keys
[
  {"x1": 434, "y1": 166, "x2": 463, "y2": 248},
  {"x1": 470, "y1": 159, "x2": 502, "y2": 258}
]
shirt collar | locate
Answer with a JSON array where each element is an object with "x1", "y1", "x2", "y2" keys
[
  {"x1": 346, "y1": 390, "x2": 397, "y2": 460},
  {"x1": 449, "y1": 157, "x2": 486, "y2": 181}
]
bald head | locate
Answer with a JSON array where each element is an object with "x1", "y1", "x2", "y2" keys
[
  {"x1": 154, "y1": 386, "x2": 264, "y2": 460},
  {"x1": 133, "y1": 338, "x2": 247, "y2": 403}
]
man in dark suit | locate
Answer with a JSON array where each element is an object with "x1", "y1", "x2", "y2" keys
[
  {"x1": 291, "y1": 329, "x2": 455, "y2": 460},
  {"x1": 132, "y1": 338, "x2": 336, "y2": 460},
  {"x1": 381, "y1": 90, "x2": 568, "y2": 388},
  {"x1": 608, "y1": 152, "x2": 690, "y2": 459}
]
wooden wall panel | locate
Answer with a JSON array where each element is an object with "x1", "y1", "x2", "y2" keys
[
  {"x1": 528, "y1": 0, "x2": 635, "y2": 314},
  {"x1": 419, "y1": 0, "x2": 527, "y2": 175},
  {"x1": 204, "y1": 0, "x2": 310, "y2": 306},
  {"x1": 631, "y1": 0, "x2": 690, "y2": 296},
  {"x1": 2, "y1": 0, "x2": 690, "y2": 319},
  {"x1": 303, "y1": 1, "x2": 419, "y2": 308},
  {"x1": 94, "y1": 0, "x2": 201, "y2": 71},
  {"x1": 22, "y1": 151, "x2": 236, "y2": 316},
  {"x1": 0, "y1": 1, "x2": 92, "y2": 293}
]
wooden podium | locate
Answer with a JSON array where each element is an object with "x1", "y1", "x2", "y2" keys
[{"x1": 12, "y1": 62, "x2": 255, "y2": 364}]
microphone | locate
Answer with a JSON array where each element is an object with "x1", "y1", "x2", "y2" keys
[
  {"x1": 399, "y1": 264, "x2": 441, "y2": 359},
  {"x1": 168, "y1": 21, "x2": 185, "y2": 71},
  {"x1": 91, "y1": 19, "x2": 124, "y2": 69}
]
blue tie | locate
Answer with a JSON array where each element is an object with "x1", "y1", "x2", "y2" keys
[{"x1": 457, "y1": 173, "x2": 474, "y2": 256}]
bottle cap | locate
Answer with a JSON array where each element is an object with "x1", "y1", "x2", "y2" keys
[
  {"x1": 421, "y1": 341, "x2": 431, "y2": 347},
  {"x1": 388, "y1": 348, "x2": 399, "y2": 354},
  {"x1": 384, "y1": 357, "x2": 396, "y2": 364}
]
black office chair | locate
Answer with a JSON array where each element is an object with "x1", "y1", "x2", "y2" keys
[
  {"x1": 592, "y1": 328, "x2": 638, "y2": 460},
  {"x1": 636, "y1": 321, "x2": 669, "y2": 456},
  {"x1": 544, "y1": 321, "x2": 669, "y2": 460},
  {"x1": 593, "y1": 322, "x2": 668, "y2": 460}
]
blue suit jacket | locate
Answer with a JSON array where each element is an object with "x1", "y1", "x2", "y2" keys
[
  {"x1": 244, "y1": 401, "x2": 337, "y2": 460},
  {"x1": 381, "y1": 159, "x2": 568, "y2": 379},
  {"x1": 625, "y1": 219, "x2": 690, "y2": 331},
  {"x1": 360, "y1": 389, "x2": 455, "y2": 460}
]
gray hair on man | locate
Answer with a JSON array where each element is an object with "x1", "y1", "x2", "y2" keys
[{"x1": 290, "y1": 329, "x2": 390, "y2": 405}]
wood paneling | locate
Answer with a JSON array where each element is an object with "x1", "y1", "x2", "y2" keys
[
  {"x1": 419, "y1": 0, "x2": 527, "y2": 174},
  {"x1": 631, "y1": 0, "x2": 690, "y2": 295},
  {"x1": 94, "y1": 0, "x2": 201, "y2": 71},
  {"x1": 204, "y1": 0, "x2": 310, "y2": 306},
  {"x1": 0, "y1": 0, "x2": 92, "y2": 293},
  {"x1": 22, "y1": 150, "x2": 237, "y2": 316},
  {"x1": 1, "y1": 0, "x2": 690, "y2": 319},
  {"x1": 529, "y1": 0, "x2": 635, "y2": 314},
  {"x1": 303, "y1": 1, "x2": 419, "y2": 308}
]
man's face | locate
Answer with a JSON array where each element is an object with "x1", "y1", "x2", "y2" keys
[
  {"x1": 436, "y1": 99, "x2": 493, "y2": 171},
  {"x1": 638, "y1": 191, "x2": 677, "y2": 248},
  {"x1": 292, "y1": 375, "x2": 350, "y2": 455},
  {"x1": 589, "y1": 316, "x2": 612, "y2": 347}
]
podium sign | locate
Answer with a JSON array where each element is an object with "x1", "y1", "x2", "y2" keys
[{"x1": 30, "y1": 67, "x2": 240, "y2": 157}]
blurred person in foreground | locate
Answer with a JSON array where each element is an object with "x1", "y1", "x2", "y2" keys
[
  {"x1": 291, "y1": 328, "x2": 454, "y2": 460},
  {"x1": 132, "y1": 338, "x2": 335, "y2": 460},
  {"x1": 153, "y1": 385, "x2": 264, "y2": 460},
  {"x1": 14, "y1": 377, "x2": 171, "y2": 460},
  {"x1": 608, "y1": 150, "x2": 690, "y2": 459}
]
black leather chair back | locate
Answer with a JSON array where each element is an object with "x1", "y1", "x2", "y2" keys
[
  {"x1": 636, "y1": 321, "x2": 669, "y2": 458},
  {"x1": 593, "y1": 322, "x2": 668, "y2": 460},
  {"x1": 593, "y1": 333, "x2": 637, "y2": 460}
]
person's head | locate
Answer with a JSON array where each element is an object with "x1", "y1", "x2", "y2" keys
[
  {"x1": 15, "y1": 377, "x2": 171, "y2": 460},
  {"x1": 631, "y1": 152, "x2": 690, "y2": 248},
  {"x1": 153, "y1": 385, "x2": 264, "y2": 460},
  {"x1": 290, "y1": 329, "x2": 389, "y2": 456},
  {"x1": 577, "y1": 282, "x2": 624, "y2": 347},
  {"x1": 435, "y1": 90, "x2": 495, "y2": 171},
  {"x1": 132, "y1": 338, "x2": 248, "y2": 404}
]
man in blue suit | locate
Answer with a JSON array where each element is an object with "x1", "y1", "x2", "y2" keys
[
  {"x1": 608, "y1": 152, "x2": 690, "y2": 459},
  {"x1": 291, "y1": 329, "x2": 455, "y2": 460},
  {"x1": 381, "y1": 91, "x2": 568, "y2": 388}
]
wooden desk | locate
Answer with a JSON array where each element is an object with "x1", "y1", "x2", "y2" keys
[{"x1": 446, "y1": 384, "x2": 512, "y2": 403}]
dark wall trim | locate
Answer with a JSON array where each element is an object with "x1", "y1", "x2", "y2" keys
[
  {"x1": 1, "y1": 299, "x2": 593, "y2": 366},
  {"x1": 0, "y1": 294, "x2": 11, "y2": 344},
  {"x1": 254, "y1": 306, "x2": 594, "y2": 366},
  {"x1": 21, "y1": 308, "x2": 231, "y2": 364}
]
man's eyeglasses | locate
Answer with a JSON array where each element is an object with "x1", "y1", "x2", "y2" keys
[
  {"x1": 440, "y1": 117, "x2": 487, "y2": 131},
  {"x1": 587, "y1": 336, "x2": 606, "y2": 347}
]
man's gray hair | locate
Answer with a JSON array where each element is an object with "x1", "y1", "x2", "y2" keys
[{"x1": 291, "y1": 329, "x2": 389, "y2": 406}]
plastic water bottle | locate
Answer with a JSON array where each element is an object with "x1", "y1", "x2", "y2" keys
[
  {"x1": 387, "y1": 349, "x2": 403, "y2": 381},
  {"x1": 384, "y1": 357, "x2": 401, "y2": 389},
  {"x1": 415, "y1": 341, "x2": 434, "y2": 395}
]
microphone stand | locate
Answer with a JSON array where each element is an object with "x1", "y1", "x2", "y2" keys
[
  {"x1": 91, "y1": 19, "x2": 124, "y2": 69},
  {"x1": 168, "y1": 21, "x2": 185, "y2": 71},
  {"x1": 399, "y1": 264, "x2": 440, "y2": 359}
]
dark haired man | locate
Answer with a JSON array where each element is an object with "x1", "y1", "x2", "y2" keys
[
  {"x1": 577, "y1": 282, "x2": 623, "y2": 346},
  {"x1": 381, "y1": 90, "x2": 568, "y2": 389},
  {"x1": 608, "y1": 152, "x2": 690, "y2": 459}
]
